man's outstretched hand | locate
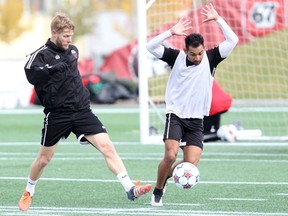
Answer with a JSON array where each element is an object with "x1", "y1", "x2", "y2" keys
[
  {"x1": 170, "y1": 17, "x2": 193, "y2": 36},
  {"x1": 201, "y1": 3, "x2": 220, "y2": 23}
]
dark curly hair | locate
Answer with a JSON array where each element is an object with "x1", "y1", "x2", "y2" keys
[{"x1": 185, "y1": 33, "x2": 204, "y2": 50}]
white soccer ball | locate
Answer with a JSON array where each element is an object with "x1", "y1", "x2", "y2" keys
[{"x1": 172, "y1": 162, "x2": 200, "y2": 189}]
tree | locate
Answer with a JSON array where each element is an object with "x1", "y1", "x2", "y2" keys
[
  {"x1": 53, "y1": 0, "x2": 96, "y2": 40},
  {"x1": 0, "y1": 0, "x2": 30, "y2": 43},
  {"x1": 53, "y1": 0, "x2": 136, "y2": 40}
]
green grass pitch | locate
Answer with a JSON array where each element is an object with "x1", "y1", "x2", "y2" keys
[{"x1": 0, "y1": 109, "x2": 288, "y2": 215}]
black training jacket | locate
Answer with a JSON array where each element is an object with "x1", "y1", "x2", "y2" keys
[{"x1": 24, "y1": 39, "x2": 90, "y2": 113}]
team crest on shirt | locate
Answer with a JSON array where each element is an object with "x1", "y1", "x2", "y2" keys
[
  {"x1": 71, "y1": 50, "x2": 77, "y2": 59},
  {"x1": 55, "y1": 55, "x2": 60, "y2": 59}
]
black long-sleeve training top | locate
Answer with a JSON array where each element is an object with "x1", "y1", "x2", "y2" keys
[{"x1": 24, "y1": 39, "x2": 90, "y2": 114}]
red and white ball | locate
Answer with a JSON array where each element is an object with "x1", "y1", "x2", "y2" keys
[{"x1": 172, "y1": 162, "x2": 200, "y2": 189}]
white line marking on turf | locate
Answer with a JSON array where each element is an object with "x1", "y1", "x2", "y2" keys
[
  {"x1": 209, "y1": 198, "x2": 266, "y2": 201},
  {"x1": 144, "y1": 203, "x2": 201, "y2": 206},
  {"x1": 1, "y1": 206, "x2": 288, "y2": 216},
  {"x1": 0, "y1": 106, "x2": 286, "y2": 115},
  {"x1": 274, "y1": 193, "x2": 288, "y2": 196},
  {"x1": 2, "y1": 156, "x2": 288, "y2": 163},
  {"x1": 0, "y1": 176, "x2": 288, "y2": 185},
  {"x1": 0, "y1": 141, "x2": 140, "y2": 146},
  {"x1": 0, "y1": 107, "x2": 140, "y2": 115},
  {"x1": 2, "y1": 152, "x2": 288, "y2": 157},
  {"x1": 0, "y1": 141, "x2": 288, "y2": 146},
  {"x1": 203, "y1": 152, "x2": 288, "y2": 157}
]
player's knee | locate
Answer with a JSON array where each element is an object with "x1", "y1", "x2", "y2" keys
[
  {"x1": 100, "y1": 142, "x2": 117, "y2": 157},
  {"x1": 164, "y1": 153, "x2": 177, "y2": 165},
  {"x1": 37, "y1": 155, "x2": 52, "y2": 168}
]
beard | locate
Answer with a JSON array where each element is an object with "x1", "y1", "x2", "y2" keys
[
  {"x1": 55, "y1": 38, "x2": 69, "y2": 50},
  {"x1": 187, "y1": 56, "x2": 201, "y2": 65}
]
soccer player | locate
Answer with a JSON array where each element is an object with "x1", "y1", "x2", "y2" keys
[
  {"x1": 146, "y1": 3, "x2": 238, "y2": 206},
  {"x1": 18, "y1": 12, "x2": 152, "y2": 211}
]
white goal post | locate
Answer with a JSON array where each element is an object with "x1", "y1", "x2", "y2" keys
[{"x1": 138, "y1": 0, "x2": 288, "y2": 144}]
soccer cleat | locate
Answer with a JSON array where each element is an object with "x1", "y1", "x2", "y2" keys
[
  {"x1": 151, "y1": 194, "x2": 163, "y2": 206},
  {"x1": 127, "y1": 179, "x2": 152, "y2": 201},
  {"x1": 18, "y1": 191, "x2": 32, "y2": 211}
]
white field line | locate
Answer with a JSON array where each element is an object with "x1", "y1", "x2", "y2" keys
[
  {"x1": 1, "y1": 148, "x2": 288, "y2": 162},
  {"x1": 0, "y1": 106, "x2": 287, "y2": 115},
  {"x1": 0, "y1": 142, "x2": 288, "y2": 146},
  {"x1": 0, "y1": 108, "x2": 140, "y2": 115},
  {"x1": 0, "y1": 176, "x2": 288, "y2": 185},
  {"x1": 209, "y1": 198, "x2": 266, "y2": 201},
  {"x1": 1, "y1": 152, "x2": 288, "y2": 157},
  {"x1": 0, "y1": 141, "x2": 141, "y2": 146},
  {"x1": 1, "y1": 156, "x2": 288, "y2": 163},
  {"x1": 1, "y1": 206, "x2": 288, "y2": 216}
]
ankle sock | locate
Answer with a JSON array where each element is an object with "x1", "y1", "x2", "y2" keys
[
  {"x1": 117, "y1": 171, "x2": 134, "y2": 192},
  {"x1": 25, "y1": 178, "x2": 38, "y2": 196}
]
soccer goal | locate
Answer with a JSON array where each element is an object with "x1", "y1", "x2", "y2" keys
[{"x1": 138, "y1": 0, "x2": 288, "y2": 144}]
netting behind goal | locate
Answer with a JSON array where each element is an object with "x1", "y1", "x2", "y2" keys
[{"x1": 139, "y1": 0, "x2": 288, "y2": 143}]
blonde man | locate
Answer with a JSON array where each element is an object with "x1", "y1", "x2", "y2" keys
[{"x1": 18, "y1": 12, "x2": 151, "y2": 211}]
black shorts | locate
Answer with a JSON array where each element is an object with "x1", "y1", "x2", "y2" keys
[
  {"x1": 41, "y1": 109, "x2": 107, "y2": 147},
  {"x1": 163, "y1": 113, "x2": 204, "y2": 149}
]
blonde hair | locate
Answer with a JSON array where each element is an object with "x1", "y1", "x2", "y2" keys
[{"x1": 51, "y1": 12, "x2": 75, "y2": 33}]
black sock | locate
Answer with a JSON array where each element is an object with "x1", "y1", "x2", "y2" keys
[
  {"x1": 163, "y1": 176, "x2": 171, "y2": 186},
  {"x1": 153, "y1": 187, "x2": 163, "y2": 196}
]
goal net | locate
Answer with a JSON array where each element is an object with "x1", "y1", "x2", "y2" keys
[{"x1": 138, "y1": 0, "x2": 288, "y2": 143}]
